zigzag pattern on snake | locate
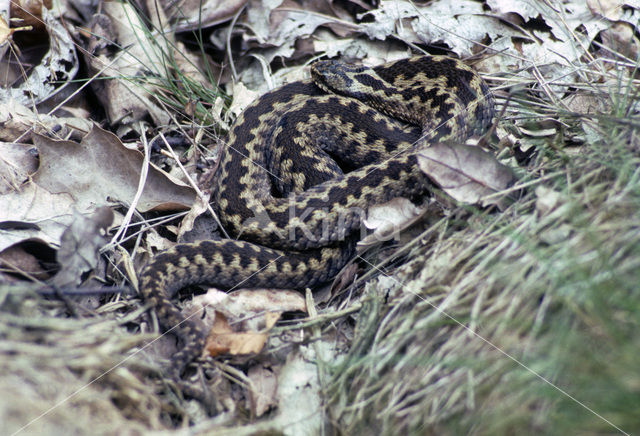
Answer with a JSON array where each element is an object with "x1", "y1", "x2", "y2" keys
[{"x1": 138, "y1": 55, "x2": 495, "y2": 396}]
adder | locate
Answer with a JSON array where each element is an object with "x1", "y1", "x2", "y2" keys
[{"x1": 138, "y1": 55, "x2": 495, "y2": 397}]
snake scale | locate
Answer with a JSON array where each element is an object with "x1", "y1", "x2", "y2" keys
[{"x1": 139, "y1": 55, "x2": 495, "y2": 396}]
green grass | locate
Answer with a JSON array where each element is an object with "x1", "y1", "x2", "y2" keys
[{"x1": 324, "y1": 61, "x2": 640, "y2": 435}]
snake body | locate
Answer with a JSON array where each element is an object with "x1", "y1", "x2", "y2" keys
[{"x1": 139, "y1": 56, "x2": 494, "y2": 395}]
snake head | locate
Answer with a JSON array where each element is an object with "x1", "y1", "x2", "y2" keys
[{"x1": 311, "y1": 60, "x2": 370, "y2": 95}]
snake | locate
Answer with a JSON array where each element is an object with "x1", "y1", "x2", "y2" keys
[{"x1": 138, "y1": 55, "x2": 495, "y2": 397}]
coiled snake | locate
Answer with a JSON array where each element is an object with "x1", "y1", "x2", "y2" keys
[{"x1": 139, "y1": 55, "x2": 495, "y2": 397}]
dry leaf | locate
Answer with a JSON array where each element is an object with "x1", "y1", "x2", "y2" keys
[
  {"x1": 32, "y1": 125, "x2": 196, "y2": 213},
  {"x1": 0, "y1": 182, "x2": 77, "y2": 251},
  {"x1": 173, "y1": 0, "x2": 248, "y2": 31},
  {"x1": 417, "y1": 143, "x2": 517, "y2": 210},
  {"x1": 361, "y1": 0, "x2": 513, "y2": 58},
  {"x1": 84, "y1": 3, "x2": 170, "y2": 126},
  {"x1": 600, "y1": 21, "x2": 640, "y2": 59},
  {"x1": 176, "y1": 192, "x2": 211, "y2": 241},
  {"x1": 51, "y1": 207, "x2": 113, "y2": 288},
  {"x1": 10, "y1": 0, "x2": 52, "y2": 30},
  {"x1": 0, "y1": 13, "x2": 32, "y2": 50},
  {"x1": 330, "y1": 261, "x2": 359, "y2": 295},
  {"x1": 0, "y1": 142, "x2": 38, "y2": 194},
  {"x1": 0, "y1": 100, "x2": 92, "y2": 142},
  {"x1": 360, "y1": 197, "x2": 425, "y2": 247},
  {"x1": 273, "y1": 350, "x2": 323, "y2": 433},
  {"x1": 241, "y1": 0, "x2": 356, "y2": 63},
  {"x1": 358, "y1": 0, "x2": 638, "y2": 95},
  {"x1": 587, "y1": 0, "x2": 624, "y2": 20},
  {"x1": 205, "y1": 312, "x2": 273, "y2": 357},
  {"x1": 0, "y1": 7, "x2": 77, "y2": 105},
  {"x1": 247, "y1": 364, "x2": 278, "y2": 417},
  {"x1": 227, "y1": 82, "x2": 260, "y2": 118},
  {"x1": 192, "y1": 288, "x2": 305, "y2": 357},
  {"x1": 0, "y1": 124, "x2": 194, "y2": 258},
  {"x1": 0, "y1": 243, "x2": 50, "y2": 280},
  {"x1": 563, "y1": 92, "x2": 608, "y2": 115},
  {"x1": 313, "y1": 29, "x2": 409, "y2": 64},
  {"x1": 222, "y1": 288, "x2": 306, "y2": 319}
]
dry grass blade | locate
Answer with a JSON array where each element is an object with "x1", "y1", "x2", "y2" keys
[{"x1": 0, "y1": 286, "x2": 176, "y2": 434}]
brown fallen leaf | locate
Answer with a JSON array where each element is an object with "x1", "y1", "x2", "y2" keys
[
  {"x1": 599, "y1": 21, "x2": 639, "y2": 59},
  {"x1": 205, "y1": 312, "x2": 280, "y2": 357},
  {"x1": 189, "y1": 288, "x2": 306, "y2": 357},
  {"x1": 247, "y1": 364, "x2": 278, "y2": 417},
  {"x1": 51, "y1": 207, "x2": 114, "y2": 288},
  {"x1": 32, "y1": 124, "x2": 196, "y2": 212},
  {"x1": 0, "y1": 125, "x2": 195, "y2": 255},
  {"x1": 417, "y1": 143, "x2": 517, "y2": 210},
  {"x1": 0, "y1": 243, "x2": 51, "y2": 280},
  {"x1": 10, "y1": 0, "x2": 52, "y2": 31},
  {"x1": 84, "y1": 2, "x2": 170, "y2": 126}
]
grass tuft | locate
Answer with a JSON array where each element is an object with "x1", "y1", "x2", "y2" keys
[{"x1": 325, "y1": 49, "x2": 640, "y2": 435}]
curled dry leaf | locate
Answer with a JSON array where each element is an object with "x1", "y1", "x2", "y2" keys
[
  {"x1": 0, "y1": 7, "x2": 77, "y2": 105},
  {"x1": 172, "y1": 0, "x2": 248, "y2": 31},
  {"x1": 85, "y1": 2, "x2": 170, "y2": 126},
  {"x1": 227, "y1": 82, "x2": 260, "y2": 118},
  {"x1": 176, "y1": 192, "x2": 211, "y2": 241},
  {"x1": 190, "y1": 288, "x2": 306, "y2": 357},
  {"x1": 417, "y1": 143, "x2": 517, "y2": 210},
  {"x1": 222, "y1": 288, "x2": 307, "y2": 319},
  {"x1": 358, "y1": 197, "x2": 426, "y2": 251},
  {"x1": 32, "y1": 124, "x2": 196, "y2": 213},
  {"x1": 330, "y1": 261, "x2": 359, "y2": 295},
  {"x1": 205, "y1": 312, "x2": 279, "y2": 357},
  {"x1": 51, "y1": 207, "x2": 114, "y2": 288},
  {"x1": 241, "y1": 0, "x2": 357, "y2": 63}
]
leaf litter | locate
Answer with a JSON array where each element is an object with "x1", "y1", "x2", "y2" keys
[{"x1": 1, "y1": 0, "x2": 639, "y2": 434}]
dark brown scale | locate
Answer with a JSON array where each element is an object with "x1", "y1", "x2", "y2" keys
[{"x1": 138, "y1": 55, "x2": 495, "y2": 398}]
